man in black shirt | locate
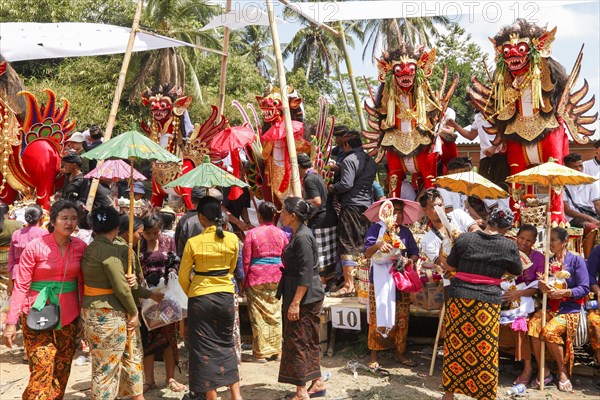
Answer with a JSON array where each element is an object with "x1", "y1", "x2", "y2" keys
[
  {"x1": 61, "y1": 153, "x2": 90, "y2": 203},
  {"x1": 298, "y1": 154, "x2": 338, "y2": 283},
  {"x1": 330, "y1": 131, "x2": 377, "y2": 296}
]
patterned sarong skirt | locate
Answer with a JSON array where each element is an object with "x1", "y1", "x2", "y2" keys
[{"x1": 442, "y1": 298, "x2": 500, "y2": 400}]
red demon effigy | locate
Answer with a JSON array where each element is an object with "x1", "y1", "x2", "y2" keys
[
  {"x1": 362, "y1": 44, "x2": 458, "y2": 197},
  {"x1": 468, "y1": 19, "x2": 597, "y2": 226},
  {"x1": 140, "y1": 84, "x2": 225, "y2": 209},
  {"x1": 254, "y1": 86, "x2": 311, "y2": 203},
  {"x1": 0, "y1": 58, "x2": 76, "y2": 209}
]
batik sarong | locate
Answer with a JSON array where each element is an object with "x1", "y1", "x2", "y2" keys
[
  {"x1": 83, "y1": 308, "x2": 144, "y2": 399},
  {"x1": 588, "y1": 309, "x2": 600, "y2": 351},
  {"x1": 247, "y1": 283, "x2": 282, "y2": 359},
  {"x1": 528, "y1": 309, "x2": 580, "y2": 376},
  {"x1": 278, "y1": 300, "x2": 323, "y2": 386},
  {"x1": 442, "y1": 298, "x2": 500, "y2": 400},
  {"x1": 21, "y1": 315, "x2": 78, "y2": 400},
  {"x1": 367, "y1": 285, "x2": 410, "y2": 353}
]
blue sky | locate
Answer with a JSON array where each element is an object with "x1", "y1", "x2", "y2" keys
[{"x1": 210, "y1": 1, "x2": 599, "y2": 139}]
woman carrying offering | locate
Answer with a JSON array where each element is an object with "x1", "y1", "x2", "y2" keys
[
  {"x1": 278, "y1": 197, "x2": 326, "y2": 400},
  {"x1": 528, "y1": 227, "x2": 589, "y2": 392},
  {"x1": 3, "y1": 200, "x2": 86, "y2": 399},
  {"x1": 139, "y1": 215, "x2": 185, "y2": 393},
  {"x1": 364, "y1": 199, "x2": 419, "y2": 370},
  {"x1": 179, "y1": 196, "x2": 242, "y2": 400}
]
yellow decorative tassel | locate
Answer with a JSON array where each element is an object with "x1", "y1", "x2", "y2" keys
[
  {"x1": 531, "y1": 64, "x2": 543, "y2": 110},
  {"x1": 496, "y1": 73, "x2": 505, "y2": 112},
  {"x1": 416, "y1": 84, "x2": 427, "y2": 128},
  {"x1": 386, "y1": 85, "x2": 396, "y2": 128}
]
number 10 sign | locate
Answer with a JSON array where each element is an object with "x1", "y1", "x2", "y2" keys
[{"x1": 330, "y1": 306, "x2": 361, "y2": 330}]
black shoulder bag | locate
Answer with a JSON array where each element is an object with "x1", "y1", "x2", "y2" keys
[{"x1": 26, "y1": 244, "x2": 70, "y2": 331}]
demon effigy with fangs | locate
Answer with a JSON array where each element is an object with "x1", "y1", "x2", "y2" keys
[
  {"x1": 363, "y1": 44, "x2": 458, "y2": 196},
  {"x1": 468, "y1": 19, "x2": 597, "y2": 226}
]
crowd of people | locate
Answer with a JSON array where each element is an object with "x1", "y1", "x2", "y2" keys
[{"x1": 0, "y1": 122, "x2": 599, "y2": 400}]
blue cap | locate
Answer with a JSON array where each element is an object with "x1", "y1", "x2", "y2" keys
[{"x1": 126, "y1": 182, "x2": 146, "y2": 194}]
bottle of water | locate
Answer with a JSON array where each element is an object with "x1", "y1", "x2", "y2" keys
[{"x1": 506, "y1": 383, "x2": 526, "y2": 395}]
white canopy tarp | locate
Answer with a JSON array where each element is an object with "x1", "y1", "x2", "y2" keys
[
  {"x1": 285, "y1": 0, "x2": 595, "y2": 23},
  {"x1": 0, "y1": 22, "x2": 196, "y2": 62},
  {"x1": 200, "y1": 5, "x2": 286, "y2": 31}
]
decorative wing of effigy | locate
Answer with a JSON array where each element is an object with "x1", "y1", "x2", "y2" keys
[
  {"x1": 556, "y1": 45, "x2": 597, "y2": 144},
  {"x1": 467, "y1": 76, "x2": 498, "y2": 138},
  {"x1": 434, "y1": 66, "x2": 460, "y2": 135},
  {"x1": 232, "y1": 100, "x2": 264, "y2": 196},
  {"x1": 184, "y1": 105, "x2": 225, "y2": 166},
  {"x1": 311, "y1": 97, "x2": 335, "y2": 184},
  {"x1": 18, "y1": 89, "x2": 76, "y2": 153},
  {"x1": 362, "y1": 100, "x2": 385, "y2": 163}
]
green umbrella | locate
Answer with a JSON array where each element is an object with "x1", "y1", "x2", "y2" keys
[
  {"x1": 82, "y1": 129, "x2": 180, "y2": 163},
  {"x1": 165, "y1": 155, "x2": 249, "y2": 189},
  {"x1": 81, "y1": 129, "x2": 179, "y2": 279}
]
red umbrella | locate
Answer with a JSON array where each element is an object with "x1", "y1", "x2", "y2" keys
[
  {"x1": 210, "y1": 123, "x2": 255, "y2": 153},
  {"x1": 261, "y1": 120, "x2": 304, "y2": 141},
  {"x1": 210, "y1": 124, "x2": 256, "y2": 201}
]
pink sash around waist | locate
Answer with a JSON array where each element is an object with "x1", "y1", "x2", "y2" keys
[{"x1": 454, "y1": 271, "x2": 501, "y2": 285}]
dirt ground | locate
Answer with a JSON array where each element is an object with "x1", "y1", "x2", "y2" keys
[{"x1": 2, "y1": 331, "x2": 599, "y2": 400}]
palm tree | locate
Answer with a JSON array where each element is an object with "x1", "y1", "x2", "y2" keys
[
  {"x1": 130, "y1": 0, "x2": 221, "y2": 103},
  {"x1": 360, "y1": 16, "x2": 451, "y2": 61},
  {"x1": 230, "y1": 25, "x2": 275, "y2": 79},
  {"x1": 283, "y1": 24, "x2": 337, "y2": 79}
]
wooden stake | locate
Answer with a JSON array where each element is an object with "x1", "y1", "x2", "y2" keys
[
  {"x1": 127, "y1": 157, "x2": 136, "y2": 358},
  {"x1": 429, "y1": 304, "x2": 445, "y2": 376},
  {"x1": 217, "y1": 0, "x2": 232, "y2": 120},
  {"x1": 338, "y1": 21, "x2": 367, "y2": 132},
  {"x1": 266, "y1": 0, "x2": 301, "y2": 197}
]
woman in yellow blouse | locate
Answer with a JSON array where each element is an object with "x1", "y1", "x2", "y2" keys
[{"x1": 179, "y1": 196, "x2": 242, "y2": 400}]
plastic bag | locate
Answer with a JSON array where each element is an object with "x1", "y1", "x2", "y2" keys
[
  {"x1": 141, "y1": 278, "x2": 184, "y2": 331},
  {"x1": 0, "y1": 296, "x2": 10, "y2": 332},
  {"x1": 166, "y1": 271, "x2": 188, "y2": 312}
]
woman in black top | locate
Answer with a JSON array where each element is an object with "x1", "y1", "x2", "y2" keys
[
  {"x1": 277, "y1": 197, "x2": 326, "y2": 400},
  {"x1": 442, "y1": 208, "x2": 522, "y2": 400}
]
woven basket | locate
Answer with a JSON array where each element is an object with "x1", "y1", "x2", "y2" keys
[
  {"x1": 521, "y1": 204, "x2": 547, "y2": 227},
  {"x1": 356, "y1": 256, "x2": 370, "y2": 305}
]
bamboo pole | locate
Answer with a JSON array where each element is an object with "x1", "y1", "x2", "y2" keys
[
  {"x1": 126, "y1": 157, "x2": 136, "y2": 358},
  {"x1": 538, "y1": 182, "x2": 553, "y2": 390},
  {"x1": 217, "y1": 0, "x2": 232, "y2": 120},
  {"x1": 86, "y1": 0, "x2": 144, "y2": 210},
  {"x1": 338, "y1": 21, "x2": 367, "y2": 132},
  {"x1": 266, "y1": 0, "x2": 301, "y2": 197}
]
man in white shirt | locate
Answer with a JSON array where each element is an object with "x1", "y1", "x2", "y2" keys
[
  {"x1": 563, "y1": 153, "x2": 600, "y2": 229},
  {"x1": 447, "y1": 94, "x2": 510, "y2": 190},
  {"x1": 419, "y1": 189, "x2": 480, "y2": 289},
  {"x1": 583, "y1": 140, "x2": 600, "y2": 179}
]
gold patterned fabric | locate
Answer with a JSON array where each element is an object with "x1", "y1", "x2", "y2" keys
[
  {"x1": 381, "y1": 129, "x2": 431, "y2": 155},
  {"x1": 246, "y1": 283, "x2": 282, "y2": 359},
  {"x1": 442, "y1": 298, "x2": 500, "y2": 400},
  {"x1": 367, "y1": 285, "x2": 410, "y2": 353},
  {"x1": 528, "y1": 309, "x2": 579, "y2": 376},
  {"x1": 83, "y1": 308, "x2": 144, "y2": 399},
  {"x1": 588, "y1": 309, "x2": 600, "y2": 351}
]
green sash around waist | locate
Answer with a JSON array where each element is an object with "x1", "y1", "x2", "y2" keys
[{"x1": 30, "y1": 280, "x2": 77, "y2": 329}]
